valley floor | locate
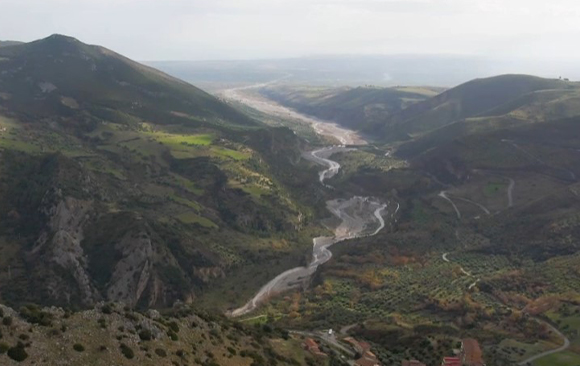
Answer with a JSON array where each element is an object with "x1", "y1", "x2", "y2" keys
[{"x1": 218, "y1": 82, "x2": 580, "y2": 366}]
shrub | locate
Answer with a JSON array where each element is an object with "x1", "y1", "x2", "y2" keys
[
  {"x1": 120, "y1": 343, "x2": 135, "y2": 359},
  {"x1": 101, "y1": 303, "x2": 114, "y2": 315},
  {"x1": 0, "y1": 342, "x2": 9, "y2": 354},
  {"x1": 7, "y1": 345, "x2": 28, "y2": 362},
  {"x1": 139, "y1": 329, "x2": 153, "y2": 341},
  {"x1": 167, "y1": 330, "x2": 179, "y2": 341},
  {"x1": 19, "y1": 305, "x2": 53, "y2": 326},
  {"x1": 73, "y1": 343, "x2": 85, "y2": 352},
  {"x1": 125, "y1": 312, "x2": 138, "y2": 322},
  {"x1": 167, "y1": 321, "x2": 180, "y2": 333},
  {"x1": 155, "y1": 348, "x2": 167, "y2": 357},
  {"x1": 2, "y1": 317, "x2": 13, "y2": 326}
]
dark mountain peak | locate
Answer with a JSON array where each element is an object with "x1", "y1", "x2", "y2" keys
[
  {"x1": 0, "y1": 34, "x2": 256, "y2": 126},
  {"x1": 25, "y1": 34, "x2": 92, "y2": 57},
  {"x1": 44, "y1": 33, "x2": 81, "y2": 43}
]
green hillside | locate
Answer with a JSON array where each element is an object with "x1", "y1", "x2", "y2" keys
[
  {"x1": 383, "y1": 74, "x2": 575, "y2": 137},
  {"x1": 260, "y1": 84, "x2": 432, "y2": 130},
  {"x1": 0, "y1": 35, "x2": 326, "y2": 311},
  {"x1": 0, "y1": 41, "x2": 23, "y2": 48},
  {"x1": 0, "y1": 34, "x2": 255, "y2": 127},
  {"x1": 0, "y1": 302, "x2": 334, "y2": 366}
]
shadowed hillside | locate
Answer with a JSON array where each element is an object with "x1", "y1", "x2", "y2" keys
[{"x1": 0, "y1": 35, "x2": 326, "y2": 310}]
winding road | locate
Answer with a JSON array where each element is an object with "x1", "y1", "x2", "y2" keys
[
  {"x1": 518, "y1": 321, "x2": 570, "y2": 365},
  {"x1": 443, "y1": 252, "x2": 570, "y2": 365},
  {"x1": 225, "y1": 82, "x2": 389, "y2": 317},
  {"x1": 438, "y1": 191, "x2": 461, "y2": 219},
  {"x1": 438, "y1": 190, "x2": 491, "y2": 219}
]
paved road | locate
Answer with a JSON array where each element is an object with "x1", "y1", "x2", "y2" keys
[
  {"x1": 518, "y1": 320, "x2": 570, "y2": 365},
  {"x1": 439, "y1": 190, "x2": 492, "y2": 218},
  {"x1": 441, "y1": 252, "x2": 477, "y2": 289},
  {"x1": 454, "y1": 196, "x2": 490, "y2": 215},
  {"x1": 444, "y1": 249, "x2": 570, "y2": 365},
  {"x1": 507, "y1": 177, "x2": 515, "y2": 207},
  {"x1": 438, "y1": 191, "x2": 461, "y2": 219}
]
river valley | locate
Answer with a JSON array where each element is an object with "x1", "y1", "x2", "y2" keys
[{"x1": 224, "y1": 82, "x2": 390, "y2": 317}]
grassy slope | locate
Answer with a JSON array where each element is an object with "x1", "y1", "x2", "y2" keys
[
  {"x1": 260, "y1": 84, "x2": 430, "y2": 131},
  {"x1": 384, "y1": 74, "x2": 576, "y2": 138},
  {"x1": 0, "y1": 35, "x2": 328, "y2": 310},
  {"x1": 0, "y1": 303, "x2": 331, "y2": 366}
]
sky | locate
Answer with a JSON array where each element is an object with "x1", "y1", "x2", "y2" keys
[{"x1": 1, "y1": 0, "x2": 580, "y2": 61}]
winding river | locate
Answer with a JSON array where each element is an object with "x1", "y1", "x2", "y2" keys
[{"x1": 224, "y1": 82, "x2": 388, "y2": 317}]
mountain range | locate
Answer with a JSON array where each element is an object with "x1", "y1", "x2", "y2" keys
[{"x1": 1, "y1": 34, "x2": 580, "y2": 366}]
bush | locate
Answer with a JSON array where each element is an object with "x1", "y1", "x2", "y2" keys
[
  {"x1": 139, "y1": 329, "x2": 153, "y2": 341},
  {"x1": 167, "y1": 321, "x2": 180, "y2": 333},
  {"x1": 2, "y1": 317, "x2": 13, "y2": 326},
  {"x1": 0, "y1": 342, "x2": 9, "y2": 354},
  {"x1": 101, "y1": 303, "x2": 114, "y2": 315},
  {"x1": 7, "y1": 345, "x2": 28, "y2": 362},
  {"x1": 120, "y1": 343, "x2": 135, "y2": 359},
  {"x1": 19, "y1": 305, "x2": 53, "y2": 326},
  {"x1": 155, "y1": 348, "x2": 167, "y2": 357},
  {"x1": 73, "y1": 343, "x2": 85, "y2": 352},
  {"x1": 125, "y1": 312, "x2": 138, "y2": 322},
  {"x1": 167, "y1": 330, "x2": 179, "y2": 341}
]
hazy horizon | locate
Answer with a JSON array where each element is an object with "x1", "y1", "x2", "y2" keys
[{"x1": 2, "y1": 0, "x2": 580, "y2": 66}]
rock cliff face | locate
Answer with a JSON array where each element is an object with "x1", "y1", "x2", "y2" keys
[
  {"x1": 28, "y1": 193, "x2": 199, "y2": 307},
  {"x1": 30, "y1": 194, "x2": 101, "y2": 305},
  {"x1": 107, "y1": 230, "x2": 161, "y2": 307}
]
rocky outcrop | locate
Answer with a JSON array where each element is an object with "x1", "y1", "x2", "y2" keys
[
  {"x1": 106, "y1": 231, "x2": 155, "y2": 307},
  {"x1": 31, "y1": 194, "x2": 101, "y2": 305}
]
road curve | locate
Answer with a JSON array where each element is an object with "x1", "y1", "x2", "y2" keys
[
  {"x1": 507, "y1": 177, "x2": 515, "y2": 207},
  {"x1": 438, "y1": 191, "x2": 461, "y2": 219},
  {"x1": 518, "y1": 320, "x2": 570, "y2": 365},
  {"x1": 444, "y1": 249, "x2": 570, "y2": 365},
  {"x1": 454, "y1": 196, "x2": 491, "y2": 215}
]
